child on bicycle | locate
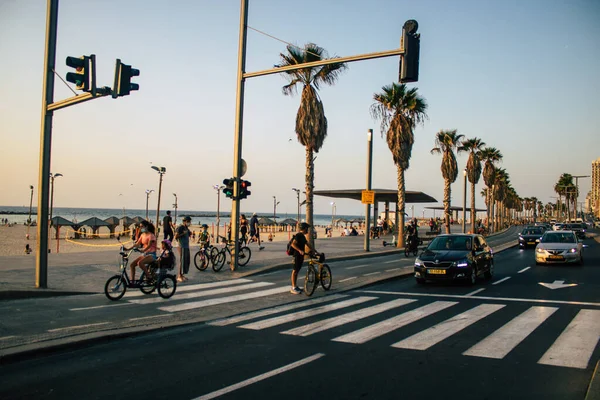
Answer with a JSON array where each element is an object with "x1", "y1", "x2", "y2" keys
[
  {"x1": 289, "y1": 222, "x2": 320, "y2": 295},
  {"x1": 159, "y1": 240, "x2": 175, "y2": 270},
  {"x1": 197, "y1": 224, "x2": 211, "y2": 249}
]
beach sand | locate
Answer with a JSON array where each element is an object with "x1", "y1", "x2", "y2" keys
[{"x1": 0, "y1": 224, "x2": 335, "y2": 257}]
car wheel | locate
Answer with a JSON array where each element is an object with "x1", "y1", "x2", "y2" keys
[
  {"x1": 484, "y1": 262, "x2": 494, "y2": 280},
  {"x1": 469, "y1": 268, "x2": 477, "y2": 285}
]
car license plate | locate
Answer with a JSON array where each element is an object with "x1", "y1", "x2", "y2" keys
[
  {"x1": 527, "y1": 241, "x2": 535, "y2": 245},
  {"x1": 548, "y1": 255, "x2": 563, "y2": 260},
  {"x1": 428, "y1": 269, "x2": 446, "y2": 275}
]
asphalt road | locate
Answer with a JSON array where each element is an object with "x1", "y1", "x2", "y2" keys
[{"x1": 0, "y1": 228, "x2": 597, "y2": 399}]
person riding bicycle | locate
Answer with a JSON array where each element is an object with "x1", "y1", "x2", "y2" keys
[
  {"x1": 126, "y1": 220, "x2": 157, "y2": 284},
  {"x1": 197, "y1": 224, "x2": 211, "y2": 249},
  {"x1": 158, "y1": 240, "x2": 175, "y2": 270},
  {"x1": 406, "y1": 220, "x2": 419, "y2": 251},
  {"x1": 289, "y1": 222, "x2": 320, "y2": 295}
]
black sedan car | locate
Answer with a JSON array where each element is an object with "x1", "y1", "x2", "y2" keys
[
  {"x1": 564, "y1": 223, "x2": 587, "y2": 240},
  {"x1": 414, "y1": 234, "x2": 494, "y2": 285},
  {"x1": 518, "y1": 227, "x2": 544, "y2": 249}
]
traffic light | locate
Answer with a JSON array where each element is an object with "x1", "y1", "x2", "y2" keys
[
  {"x1": 239, "y1": 180, "x2": 252, "y2": 200},
  {"x1": 66, "y1": 54, "x2": 96, "y2": 95},
  {"x1": 399, "y1": 20, "x2": 420, "y2": 83},
  {"x1": 112, "y1": 59, "x2": 140, "y2": 98},
  {"x1": 223, "y1": 178, "x2": 234, "y2": 199}
]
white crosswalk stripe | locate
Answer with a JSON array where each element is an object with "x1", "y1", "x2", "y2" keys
[{"x1": 123, "y1": 279, "x2": 254, "y2": 299}]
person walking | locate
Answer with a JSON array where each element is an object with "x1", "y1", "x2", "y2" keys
[
  {"x1": 289, "y1": 222, "x2": 319, "y2": 295},
  {"x1": 163, "y1": 210, "x2": 175, "y2": 241},
  {"x1": 174, "y1": 216, "x2": 192, "y2": 282},
  {"x1": 249, "y1": 212, "x2": 265, "y2": 250},
  {"x1": 240, "y1": 214, "x2": 249, "y2": 245}
]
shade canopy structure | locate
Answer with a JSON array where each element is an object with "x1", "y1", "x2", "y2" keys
[
  {"x1": 314, "y1": 189, "x2": 437, "y2": 204},
  {"x1": 79, "y1": 217, "x2": 111, "y2": 228},
  {"x1": 132, "y1": 216, "x2": 147, "y2": 224},
  {"x1": 425, "y1": 206, "x2": 487, "y2": 212},
  {"x1": 104, "y1": 216, "x2": 121, "y2": 226},
  {"x1": 121, "y1": 216, "x2": 135, "y2": 226},
  {"x1": 257, "y1": 217, "x2": 276, "y2": 225},
  {"x1": 50, "y1": 216, "x2": 76, "y2": 227},
  {"x1": 278, "y1": 218, "x2": 297, "y2": 226}
]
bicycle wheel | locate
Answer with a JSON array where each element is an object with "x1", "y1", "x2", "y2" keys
[
  {"x1": 104, "y1": 275, "x2": 127, "y2": 301},
  {"x1": 140, "y1": 281, "x2": 156, "y2": 294},
  {"x1": 212, "y1": 250, "x2": 226, "y2": 272},
  {"x1": 304, "y1": 266, "x2": 317, "y2": 296},
  {"x1": 209, "y1": 246, "x2": 219, "y2": 266},
  {"x1": 157, "y1": 275, "x2": 177, "y2": 299},
  {"x1": 194, "y1": 251, "x2": 209, "y2": 271},
  {"x1": 237, "y1": 246, "x2": 252, "y2": 267},
  {"x1": 320, "y1": 264, "x2": 332, "y2": 291}
]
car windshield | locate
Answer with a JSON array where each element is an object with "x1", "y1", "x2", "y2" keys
[
  {"x1": 541, "y1": 232, "x2": 576, "y2": 243},
  {"x1": 522, "y1": 229, "x2": 542, "y2": 235},
  {"x1": 428, "y1": 236, "x2": 472, "y2": 251},
  {"x1": 570, "y1": 224, "x2": 584, "y2": 229}
]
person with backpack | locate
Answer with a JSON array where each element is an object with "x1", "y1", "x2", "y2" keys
[{"x1": 288, "y1": 222, "x2": 319, "y2": 295}]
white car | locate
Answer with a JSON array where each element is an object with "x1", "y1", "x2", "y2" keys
[{"x1": 535, "y1": 230, "x2": 583, "y2": 265}]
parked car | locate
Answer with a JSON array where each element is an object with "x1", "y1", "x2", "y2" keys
[
  {"x1": 535, "y1": 230, "x2": 583, "y2": 265},
  {"x1": 414, "y1": 234, "x2": 494, "y2": 285},
  {"x1": 518, "y1": 227, "x2": 544, "y2": 249}
]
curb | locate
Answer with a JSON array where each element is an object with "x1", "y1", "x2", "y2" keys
[{"x1": 586, "y1": 360, "x2": 600, "y2": 400}]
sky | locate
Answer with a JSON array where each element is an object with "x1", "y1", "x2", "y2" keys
[{"x1": 1, "y1": 0, "x2": 599, "y2": 218}]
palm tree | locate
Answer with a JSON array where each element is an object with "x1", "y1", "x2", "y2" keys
[
  {"x1": 370, "y1": 83, "x2": 428, "y2": 247},
  {"x1": 493, "y1": 168, "x2": 509, "y2": 229},
  {"x1": 554, "y1": 173, "x2": 574, "y2": 221},
  {"x1": 460, "y1": 137, "x2": 486, "y2": 233},
  {"x1": 277, "y1": 43, "x2": 347, "y2": 244},
  {"x1": 479, "y1": 147, "x2": 502, "y2": 231},
  {"x1": 431, "y1": 130, "x2": 464, "y2": 233}
]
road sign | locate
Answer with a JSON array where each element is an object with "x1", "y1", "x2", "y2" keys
[{"x1": 361, "y1": 190, "x2": 375, "y2": 204}]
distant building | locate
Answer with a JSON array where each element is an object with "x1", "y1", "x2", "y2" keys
[
  {"x1": 592, "y1": 158, "x2": 600, "y2": 218},
  {"x1": 585, "y1": 191, "x2": 592, "y2": 214}
]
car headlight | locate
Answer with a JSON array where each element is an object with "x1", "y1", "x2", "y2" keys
[
  {"x1": 569, "y1": 248, "x2": 577, "y2": 253},
  {"x1": 536, "y1": 248, "x2": 545, "y2": 253},
  {"x1": 452, "y1": 259, "x2": 469, "y2": 267},
  {"x1": 414, "y1": 258, "x2": 422, "y2": 267}
]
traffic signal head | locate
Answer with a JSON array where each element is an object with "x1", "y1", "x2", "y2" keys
[
  {"x1": 399, "y1": 20, "x2": 420, "y2": 83},
  {"x1": 112, "y1": 59, "x2": 140, "y2": 98},
  {"x1": 239, "y1": 180, "x2": 252, "y2": 200},
  {"x1": 223, "y1": 178, "x2": 234, "y2": 199},
  {"x1": 66, "y1": 54, "x2": 96, "y2": 94}
]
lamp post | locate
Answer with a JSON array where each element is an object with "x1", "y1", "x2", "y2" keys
[
  {"x1": 365, "y1": 129, "x2": 373, "y2": 251},
  {"x1": 28, "y1": 185, "x2": 34, "y2": 226},
  {"x1": 49, "y1": 173, "x2": 62, "y2": 238},
  {"x1": 292, "y1": 188, "x2": 301, "y2": 228},
  {"x1": 151, "y1": 166, "x2": 166, "y2": 234},
  {"x1": 462, "y1": 169, "x2": 467, "y2": 233},
  {"x1": 172, "y1": 193, "x2": 178, "y2": 225},
  {"x1": 331, "y1": 202, "x2": 336, "y2": 227},
  {"x1": 214, "y1": 184, "x2": 224, "y2": 240},
  {"x1": 273, "y1": 196, "x2": 280, "y2": 221},
  {"x1": 145, "y1": 189, "x2": 154, "y2": 220}
]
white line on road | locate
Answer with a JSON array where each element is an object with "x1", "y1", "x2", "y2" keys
[
  {"x1": 538, "y1": 309, "x2": 600, "y2": 369},
  {"x1": 339, "y1": 277, "x2": 357, "y2": 283},
  {"x1": 358, "y1": 290, "x2": 600, "y2": 307},
  {"x1": 129, "y1": 315, "x2": 170, "y2": 322},
  {"x1": 386, "y1": 268, "x2": 403, "y2": 272},
  {"x1": 192, "y1": 353, "x2": 325, "y2": 400},
  {"x1": 159, "y1": 287, "x2": 290, "y2": 313},
  {"x1": 518, "y1": 267, "x2": 531, "y2": 273},
  {"x1": 465, "y1": 288, "x2": 486, "y2": 297},
  {"x1": 123, "y1": 278, "x2": 254, "y2": 299},
  {"x1": 0, "y1": 336, "x2": 16, "y2": 341},
  {"x1": 209, "y1": 294, "x2": 349, "y2": 326},
  {"x1": 392, "y1": 304, "x2": 505, "y2": 350},
  {"x1": 464, "y1": 306, "x2": 558, "y2": 359},
  {"x1": 48, "y1": 322, "x2": 110, "y2": 333},
  {"x1": 130, "y1": 282, "x2": 274, "y2": 305},
  {"x1": 384, "y1": 260, "x2": 397, "y2": 264},
  {"x1": 364, "y1": 272, "x2": 381, "y2": 277},
  {"x1": 70, "y1": 303, "x2": 134, "y2": 312},
  {"x1": 347, "y1": 264, "x2": 369, "y2": 270},
  {"x1": 492, "y1": 277, "x2": 511, "y2": 285}
]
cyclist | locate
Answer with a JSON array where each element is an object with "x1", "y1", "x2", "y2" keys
[
  {"x1": 126, "y1": 220, "x2": 157, "y2": 283},
  {"x1": 197, "y1": 224, "x2": 211, "y2": 249},
  {"x1": 289, "y1": 222, "x2": 319, "y2": 295}
]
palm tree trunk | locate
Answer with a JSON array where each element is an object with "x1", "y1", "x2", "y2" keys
[
  {"x1": 444, "y1": 179, "x2": 451, "y2": 234},
  {"x1": 470, "y1": 181, "x2": 476, "y2": 233},
  {"x1": 397, "y1": 165, "x2": 406, "y2": 248},
  {"x1": 490, "y1": 188, "x2": 495, "y2": 233},
  {"x1": 486, "y1": 186, "x2": 491, "y2": 232},
  {"x1": 305, "y1": 147, "x2": 315, "y2": 247}
]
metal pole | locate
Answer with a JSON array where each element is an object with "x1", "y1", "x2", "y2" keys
[
  {"x1": 173, "y1": 193, "x2": 178, "y2": 225},
  {"x1": 156, "y1": 172, "x2": 163, "y2": 233},
  {"x1": 28, "y1": 186, "x2": 34, "y2": 225},
  {"x1": 230, "y1": 0, "x2": 249, "y2": 271},
  {"x1": 297, "y1": 191, "x2": 300, "y2": 225},
  {"x1": 365, "y1": 129, "x2": 373, "y2": 251},
  {"x1": 36, "y1": 0, "x2": 59, "y2": 288},
  {"x1": 145, "y1": 192, "x2": 150, "y2": 220},
  {"x1": 49, "y1": 176, "x2": 55, "y2": 226},
  {"x1": 462, "y1": 170, "x2": 467, "y2": 233},
  {"x1": 216, "y1": 188, "x2": 221, "y2": 240}
]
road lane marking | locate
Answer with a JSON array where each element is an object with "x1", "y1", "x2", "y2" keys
[
  {"x1": 538, "y1": 309, "x2": 600, "y2": 369},
  {"x1": 48, "y1": 322, "x2": 110, "y2": 332},
  {"x1": 364, "y1": 272, "x2": 381, "y2": 277},
  {"x1": 384, "y1": 260, "x2": 397, "y2": 264},
  {"x1": 518, "y1": 266, "x2": 531, "y2": 273},
  {"x1": 339, "y1": 277, "x2": 357, "y2": 283},
  {"x1": 282, "y1": 298, "x2": 416, "y2": 337},
  {"x1": 238, "y1": 297, "x2": 376, "y2": 330},
  {"x1": 0, "y1": 336, "x2": 16, "y2": 341},
  {"x1": 392, "y1": 304, "x2": 505, "y2": 350},
  {"x1": 122, "y1": 279, "x2": 254, "y2": 299},
  {"x1": 129, "y1": 315, "x2": 170, "y2": 322},
  {"x1": 192, "y1": 353, "x2": 325, "y2": 400},
  {"x1": 332, "y1": 301, "x2": 457, "y2": 344},
  {"x1": 358, "y1": 290, "x2": 600, "y2": 307},
  {"x1": 70, "y1": 303, "x2": 134, "y2": 312},
  {"x1": 347, "y1": 264, "x2": 369, "y2": 270},
  {"x1": 129, "y1": 282, "x2": 274, "y2": 305},
  {"x1": 465, "y1": 288, "x2": 486, "y2": 297},
  {"x1": 159, "y1": 287, "x2": 291, "y2": 312},
  {"x1": 386, "y1": 268, "x2": 403, "y2": 272},
  {"x1": 464, "y1": 306, "x2": 558, "y2": 359},
  {"x1": 492, "y1": 277, "x2": 511, "y2": 285},
  {"x1": 209, "y1": 294, "x2": 349, "y2": 326}
]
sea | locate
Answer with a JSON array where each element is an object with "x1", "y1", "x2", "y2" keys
[{"x1": 0, "y1": 206, "x2": 362, "y2": 227}]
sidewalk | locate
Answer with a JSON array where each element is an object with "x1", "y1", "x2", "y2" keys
[{"x1": 0, "y1": 228, "x2": 517, "y2": 300}]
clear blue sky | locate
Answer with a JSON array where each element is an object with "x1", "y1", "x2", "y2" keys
[{"x1": 1, "y1": 0, "x2": 598, "y2": 218}]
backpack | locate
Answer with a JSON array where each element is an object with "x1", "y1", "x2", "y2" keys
[{"x1": 286, "y1": 236, "x2": 296, "y2": 256}]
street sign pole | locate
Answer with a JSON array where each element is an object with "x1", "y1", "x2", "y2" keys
[{"x1": 365, "y1": 129, "x2": 373, "y2": 251}]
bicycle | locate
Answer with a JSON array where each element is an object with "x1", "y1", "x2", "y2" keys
[
  {"x1": 404, "y1": 234, "x2": 420, "y2": 257},
  {"x1": 193, "y1": 244, "x2": 218, "y2": 271},
  {"x1": 104, "y1": 242, "x2": 177, "y2": 301},
  {"x1": 304, "y1": 253, "x2": 332, "y2": 296},
  {"x1": 212, "y1": 235, "x2": 251, "y2": 272}
]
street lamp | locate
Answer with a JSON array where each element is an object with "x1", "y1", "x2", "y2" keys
[
  {"x1": 331, "y1": 202, "x2": 336, "y2": 227},
  {"x1": 151, "y1": 166, "x2": 166, "y2": 232},
  {"x1": 462, "y1": 169, "x2": 467, "y2": 233},
  {"x1": 145, "y1": 189, "x2": 154, "y2": 220},
  {"x1": 292, "y1": 188, "x2": 301, "y2": 228},
  {"x1": 214, "y1": 184, "x2": 224, "y2": 240},
  {"x1": 27, "y1": 185, "x2": 34, "y2": 226},
  {"x1": 49, "y1": 173, "x2": 63, "y2": 238},
  {"x1": 273, "y1": 196, "x2": 280, "y2": 221},
  {"x1": 172, "y1": 193, "x2": 178, "y2": 225}
]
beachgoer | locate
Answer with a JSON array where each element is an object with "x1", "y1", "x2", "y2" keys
[
  {"x1": 197, "y1": 224, "x2": 211, "y2": 249},
  {"x1": 174, "y1": 216, "x2": 192, "y2": 282},
  {"x1": 268, "y1": 232, "x2": 274, "y2": 242},
  {"x1": 249, "y1": 213, "x2": 265, "y2": 250},
  {"x1": 240, "y1": 214, "x2": 249, "y2": 244},
  {"x1": 158, "y1": 240, "x2": 175, "y2": 270},
  {"x1": 289, "y1": 222, "x2": 319, "y2": 294},
  {"x1": 163, "y1": 211, "x2": 174, "y2": 241},
  {"x1": 24, "y1": 244, "x2": 32, "y2": 254},
  {"x1": 126, "y1": 220, "x2": 157, "y2": 283}
]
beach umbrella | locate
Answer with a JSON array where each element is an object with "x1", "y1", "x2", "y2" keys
[
  {"x1": 104, "y1": 216, "x2": 120, "y2": 226},
  {"x1": 120, "y1": 216, "x2": 135, "y2": 226},
  {"x1": 258, "y1": 217, "x2": 276, "y2": 225},
  {"x1": 278, "y1": 218, "x2": 298, "y2": 226},
  {"x1": 51, "y1": 216, "x2": 76, "y2": 227},
  {"x1": 79, "y1": 217, "x2": 111, "y2": 228},
  {"x1": 132, "y1": 216, "x2": 146, "y2": 224}
]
